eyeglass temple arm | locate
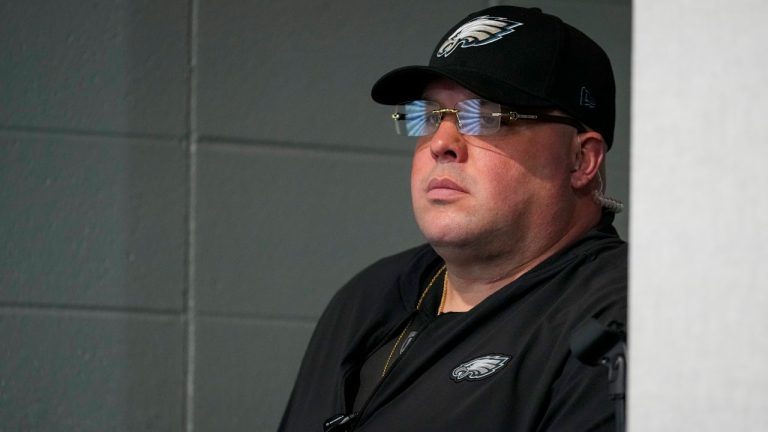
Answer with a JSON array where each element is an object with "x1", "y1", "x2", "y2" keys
[{"x1": 495, "y1": 111, "x2": 586, "y2": 132}]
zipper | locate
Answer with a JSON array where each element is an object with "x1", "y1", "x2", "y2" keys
[
  {"x1": 348, "y1": 315, "x2": 429, "y2": 431},
  {"x1": 330, "y1": 265, "x2": 445, "y2": 431},
  {"x1": 324, "y1": 310, "x2": 415, "y2": 432}
]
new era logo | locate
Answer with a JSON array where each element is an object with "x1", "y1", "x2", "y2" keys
[{"x1": 580, "y1": 86, "x2": 597, "y2": 108}]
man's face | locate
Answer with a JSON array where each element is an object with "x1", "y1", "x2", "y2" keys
[{"x1": 410, "y1": 79, "x2": 580, "y2": 258}]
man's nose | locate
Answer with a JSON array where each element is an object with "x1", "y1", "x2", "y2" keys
[{"x1": 429, "y1": 113, "x2": 468, "y2": 163}]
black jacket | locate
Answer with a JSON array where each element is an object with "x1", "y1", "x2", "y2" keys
[{"x1": 280, "y1": 217, "x2": 626, "y2": 431}]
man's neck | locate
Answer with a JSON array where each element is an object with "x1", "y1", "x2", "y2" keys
[{"x1": 438, "y1": 210, "x2": 602, "y2": 313}]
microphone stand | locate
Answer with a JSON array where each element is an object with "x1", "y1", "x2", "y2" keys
[{"x1": 603, "y1": 340, "x2": 626, "y2": 432}]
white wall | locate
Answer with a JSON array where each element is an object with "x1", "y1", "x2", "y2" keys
[{"x1": 631, "y1": 1, "x2": 768, "y2": 430}]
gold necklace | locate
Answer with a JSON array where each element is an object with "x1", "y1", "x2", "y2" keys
[
  {"x1": 438, "y1": 271, "x2": 448, "y2": 315},
  {"x1": 380, "y1": 264, "x2": 446, "y2": 378}
]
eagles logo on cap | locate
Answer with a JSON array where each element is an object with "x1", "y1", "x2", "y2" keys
[{"x1": 436, "y1": 16, "x2": 523, "y2": 58}]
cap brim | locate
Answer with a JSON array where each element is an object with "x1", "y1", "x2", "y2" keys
[{"x1": 371, "y1": 65, "x2": 554, "y2": 107}]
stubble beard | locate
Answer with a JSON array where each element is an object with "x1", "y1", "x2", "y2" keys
[{"x1": 414, "y1": 203, "x2": 526, "y2": 265}]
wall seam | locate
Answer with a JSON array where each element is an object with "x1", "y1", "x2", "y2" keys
[
  {"x1": 0, "y1": 127, "x2": 180, "y2": 142},
  {"x1": 0, "y1": 303, "x2": 185, "y2": 318},
  {"x1": 198, "y1": 136, "x2": 413, "y2": 158},
  {"x1": 185, "y1": 0, "x2": 200, "y2": 429},
  {"x1": 197, "y1": 311, "x2": 319, "y2": 326}
]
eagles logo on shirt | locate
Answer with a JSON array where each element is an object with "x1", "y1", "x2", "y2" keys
[
  {"x1": 450, "y1": 354, "x2": 511, "y2": 382},
  {"x1": 436, "y1": 16, "x2": 523, "y2": 58}
]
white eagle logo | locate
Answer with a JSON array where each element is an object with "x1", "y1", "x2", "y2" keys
[
  {"x1": 436, "y1": 16, "x2": 523, "y2": 58},
  {"x1": 451, "y1": 354, "x2": 511, "y2": 382}
]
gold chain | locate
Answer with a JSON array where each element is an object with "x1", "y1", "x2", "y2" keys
[
  {"x1": 438, "y1": 271, "x2": 449, "y2": 315},
  {"x1": 380, "y1": 264, "x2": 446, "y2": 378}
]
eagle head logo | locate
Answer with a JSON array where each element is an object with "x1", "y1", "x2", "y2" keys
[
  {"x1": 451, "y1": 354, "x2": 511, "y2": 382},
  {"x1": 436, "y1": 16, "x2": 523, "y2": 58}
]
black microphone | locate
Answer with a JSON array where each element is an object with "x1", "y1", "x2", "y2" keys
[
  {"x1": 570, "y1": 318, "x2": 627, "y2": 432},
  {"x1": 570, "y1": 318, "x2": 624, "y2": 366}
]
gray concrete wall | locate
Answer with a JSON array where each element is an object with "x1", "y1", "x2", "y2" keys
[{"x1": 0, "y1": 1, "x2": 630, "y2": 430}]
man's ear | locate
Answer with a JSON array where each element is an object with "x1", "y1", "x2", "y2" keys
[{"x1": 570, "y1": 131, "x2": 606, "y2": 190}]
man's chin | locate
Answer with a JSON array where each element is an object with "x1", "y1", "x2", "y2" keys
[{"x1": 421, "y1": 229, "x2": 477, "y2": 251}]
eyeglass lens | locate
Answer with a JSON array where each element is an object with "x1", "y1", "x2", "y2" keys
[{"x1": 393, "y1": 99, "x2": 502, "y2": 137}]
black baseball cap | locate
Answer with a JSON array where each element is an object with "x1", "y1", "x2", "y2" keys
[{"x1": 371, "y1": 6, "x2": 616, "y2": 148}]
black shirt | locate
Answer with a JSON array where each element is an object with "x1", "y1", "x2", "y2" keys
[{"x1": 280, "y1": 214, "x2": 626, "y2": 432}]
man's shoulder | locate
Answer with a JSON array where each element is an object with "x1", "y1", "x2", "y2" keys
[
  {"x1": 556, "y1": 229, "x2": 628, "y2": 327},
  {"x1": 309, "y1": 244, "x2": 437, "y2": 353},
  {"x1": 321, "y1": 244, "x2": 437, "y2": 315},
  {"x1": 337, "y1": 244, "x2": 435, "y2": 297}
]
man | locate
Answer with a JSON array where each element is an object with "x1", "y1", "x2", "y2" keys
[{"x1": 280, "y1": 6, "x2": 626, "y2": 431}]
